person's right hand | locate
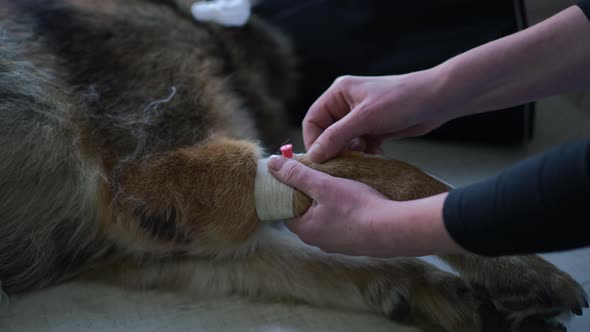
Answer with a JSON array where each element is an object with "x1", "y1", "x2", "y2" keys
[{"x1": 303, "y1": 70, "x2": 460, "y2": 163}]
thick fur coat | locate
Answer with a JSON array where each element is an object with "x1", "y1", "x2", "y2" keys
[{"x1": 0, "y1": 1, "x2": 586, "y2": 331}]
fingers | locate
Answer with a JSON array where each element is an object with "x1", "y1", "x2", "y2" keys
[
  {"x1": 349, "y1": 135, "x2": 388, "y2": 155},
  {"x1": 267, "y1": 156, "x2": 332, "y2": 200},
  {"x1": 302, "y1": 75, "x2": 397, "y2": 163},
  {"x1": 349, "y1": 137, "x2": 368, "y2": 152},
  {"x1": 303, "y1": 80, "x2": 352, "y2": 150},
  {"x1": 365, "y1": 134, "x2": 393, "y2": 155},
  {"x1": 302, "y1": 76, "x2": 365, "y2": 153},
  {"x1": 366, "y1": 144, "x2": 385, "y2": 155},
  {"x1": 306, "y1": 111, "x2": 367, "y2": 163}
]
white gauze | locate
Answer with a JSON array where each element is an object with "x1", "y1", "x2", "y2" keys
[
  {"x1": 191, "y1": 0, "x2": 252, "y2": 27},
  {"x1": 254, "y1": 158, "x2": 295, "y2": 221}
]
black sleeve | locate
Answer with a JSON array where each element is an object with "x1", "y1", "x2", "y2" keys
[
  {"x1": 579, "y1": 0, "x2": 590, "y2": 20},
  {"x1": 443, "y1": 139, "x2": 590, "y2": 256}
]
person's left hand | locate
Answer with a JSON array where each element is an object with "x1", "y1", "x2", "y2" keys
[
  {"x1": 267, "y1": 155, "x2": 391, "y2": 256},
  {"x1": 268, "y1": 156, "x2": 465, "y2": 257}
]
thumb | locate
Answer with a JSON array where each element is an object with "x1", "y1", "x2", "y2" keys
[
  {"x1": 307, "y1": 112, "x2": 366, "y2": 163},
  {"x1": 267, "y1": 156, "x2": 332, "y2": 200}
]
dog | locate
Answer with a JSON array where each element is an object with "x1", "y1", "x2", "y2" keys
[{"x1": 0, "y1": 1, "x2": 586, "y2": 331}]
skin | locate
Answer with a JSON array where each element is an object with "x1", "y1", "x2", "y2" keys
[{"x1": 269, "y1": 5, "x2": 590, "y2": 257}]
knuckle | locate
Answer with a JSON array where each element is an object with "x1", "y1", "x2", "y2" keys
[
  {"x1": 354, "y1": 104, "x2": 381, "y2": 132},
  {"x1": 353, "y1": 107, "x2": 371, "y2": 124},
  {"x1": 282, "y1": 162, "x2": 304, "y2": 184},
  {"x1": 355, "y1": 102, "x2": 371, "y2": 116},
  {"x1": 301, "y1": 114, "x2": 313, "y2": 128},
  {"x1": 334, "y1": 75, "x2": 356, "y2": 89},
  {"x1": 314, "y1": 177, "x2": 332, "y2": 199},
  {"x1": 322, "y1": 127, "x2": 340, "y2": 146},
  {"x1": 355, "y1": 103, "x2": 378, "y2": 122}
]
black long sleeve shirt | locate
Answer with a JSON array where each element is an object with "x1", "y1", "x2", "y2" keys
[{"x1": 442, "y1": 1, "x2": 590, "y2": 256}]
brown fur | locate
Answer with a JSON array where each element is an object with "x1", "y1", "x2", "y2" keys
[
  {"x1": 0, "y1": 1, "x2": 586, "y2": 331},
  {"x1": 292, "y1": 154, "x2": 450, "y2": 216}
]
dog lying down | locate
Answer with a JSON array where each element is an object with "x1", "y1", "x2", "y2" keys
[{"x1": 0, "y1": 1, "x2": 586, "y2": 331}]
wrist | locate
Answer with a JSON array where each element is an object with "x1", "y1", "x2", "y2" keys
[
  {"x1": 424, "y1": 63, "x2": 474, "y2": 122},
  {"x1": 435, "y1": 56, "x2": 495, "y2": 118},
  {"x1": 371, "y1": 193, "x2": 467, "y2": 257},
  {"x1": 408, "y1": 192, "x2": 467, "y2": 255}
]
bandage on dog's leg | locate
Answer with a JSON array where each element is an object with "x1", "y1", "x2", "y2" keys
[
  {"x1": 254, "y1": 157, "x2": 312, "y2": 221},
  {"x1": 255, "y1": 150, "x2": 451, "y2": 222},
  {"x1": 255, "y1": 145, "x2": 311, "y2": 221}
]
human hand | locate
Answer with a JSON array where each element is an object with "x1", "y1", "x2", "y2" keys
[
  {"x1": 267, "y1": 156, "x2": 466, "y2": 257},
  {"x1": 303, "y1": 70, "x2": 458, "y2": 163},
  {"x1": 267, "y1": 155, "x2": 391, "y2": 256},
  {"x1": 267, "y1": 156, "x2": 464, "y2": 257}
]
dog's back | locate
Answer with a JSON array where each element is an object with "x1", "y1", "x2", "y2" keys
[{"x1": 0, "y1": 0, "x2": 295, "y2": 293}]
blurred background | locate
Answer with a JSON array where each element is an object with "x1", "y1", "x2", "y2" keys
[
  {"x1": 253, "y1": 0, "x2": 590, "y2": 184},
  {"x1": 255, "y1": 0, "x2": 588, "y2": 145}
]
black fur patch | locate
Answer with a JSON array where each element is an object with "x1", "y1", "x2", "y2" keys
[
  {"x1": 135, "y1": 205, "x2": 189, "y2": 243},
  {"x1": 388, "y1": 293, "x2": 412, "y2": 324},
  {"x1": 12, "y1": 0, "x2": 213, "y2": 158}
]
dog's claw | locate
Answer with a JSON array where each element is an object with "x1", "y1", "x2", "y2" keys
[
  {"x1": 550, "y1": 321, "x2": 567, "y2": 332},
  {"x1": 572, "y1": 307, "x2": 582, "y2": 316}
]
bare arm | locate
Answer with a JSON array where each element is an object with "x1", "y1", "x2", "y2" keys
[
  {"x1": 302, "y1": 5, "x2": 590, "y2": 164},
  {"x1": 438, "y1": 5, "x2": 590, "y2": 119},
  {"x1": 372, "y1": 5, "x2": 590, "y2": 256},
  {"x1": 274, "y1": 4, "x2": 590, "y2": 257}
]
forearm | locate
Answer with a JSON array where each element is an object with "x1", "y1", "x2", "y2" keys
[
  {"x1": 371, "y1": 193, "x2": 467, "y2": 257},
  {"x1": 444, "y1": 138, "x2": 590, "y2": 256},
  {"x1": 436, "y1": 5, "x2": 590, "y2": 118},
  {"x1": 374, "y1": 140, "x2": 590, "y2": 257}
]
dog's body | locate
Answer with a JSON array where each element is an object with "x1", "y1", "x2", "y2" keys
[{"x1": 0, "y1": 1, "x2": 586, "y2": 331}]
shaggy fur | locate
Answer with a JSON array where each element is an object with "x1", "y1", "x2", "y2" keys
[{"x1": 0, "y1": 1, "x2": 587, "y2": 331}]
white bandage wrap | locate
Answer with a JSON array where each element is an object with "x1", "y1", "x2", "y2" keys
[
  {"x1": 254, "y1": 158, "x2": 295, "y2": 221},
  {"x1": 191, "y1": 0, "x2": 252, "y2": 27}
]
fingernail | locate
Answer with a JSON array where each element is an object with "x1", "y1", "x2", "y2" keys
[
  {"x1": 268, "y1": 155, "x2": 287, "y2": 172},
  {"x1": 308, "y1": 143, "x2": 325, "y2": 163}
]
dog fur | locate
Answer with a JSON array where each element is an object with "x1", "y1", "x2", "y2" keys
[{"x1": 0, "y1": 1, "x2": 587, "y2": 331}]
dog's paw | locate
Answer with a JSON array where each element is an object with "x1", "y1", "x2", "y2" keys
[
  {"x1": 512, "y1": 317, "x2": 569, "y2": 332},
  {"x1": 480, "y1": 256, "x2": 587, "y2": 326},
  {"x1": 367, "y1": 269, "x2": 483, "y2": 332}
]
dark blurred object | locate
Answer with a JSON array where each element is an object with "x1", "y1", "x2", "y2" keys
[{"x1": 254, "y1": 0, "x2": 534, "y2": 145}]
